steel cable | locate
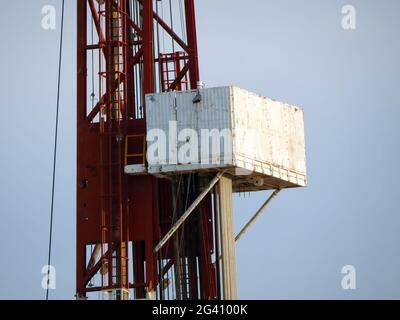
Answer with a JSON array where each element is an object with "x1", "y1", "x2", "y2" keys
[{"x1": 46, "y1": 0, "x2": 65, "y2": 300}]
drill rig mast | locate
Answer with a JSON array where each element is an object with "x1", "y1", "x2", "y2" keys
[{"x1": 76, "y1": 0, "x2": 218, "y2": 300}]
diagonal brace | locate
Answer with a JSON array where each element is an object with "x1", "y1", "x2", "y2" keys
[
  {"x1": 154, "y1": 171, "x2": 226, "y2": 253},
  {"x1": 235, "y1": 189, "x2": 281, "y2": 242}
]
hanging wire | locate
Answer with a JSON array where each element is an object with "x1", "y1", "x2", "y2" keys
[
  {"x1": 179, "y1": 174, "x2": 191, "y2": 253},
  {"x1": 46, "y1": 0, "x2": 65, "y2": 300},
  {"x1": 169, "y1": 0, "x2": 175, "y2": 53},
  {"x1": 178, "y1": 0, "x2": 187, "y2": 43},
  {"x1": 160, "y1": 0, "x2": 166, "y2": 53}
]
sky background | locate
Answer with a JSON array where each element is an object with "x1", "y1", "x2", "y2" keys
[{"x1": 1, "y1": 0, "x2": 400, "y2": 300}]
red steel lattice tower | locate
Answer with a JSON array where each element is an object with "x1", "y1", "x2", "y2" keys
[{"x1": 76, "y1": 0, "x2": 218, "y2": 300}]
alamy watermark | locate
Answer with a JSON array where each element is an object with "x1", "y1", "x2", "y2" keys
[
  {"x1": 42, "y1": 265, "x2": 56, "y2": 290},
  {"x1": 341, "y1": 5, "x2": 357, "y2": 30},
  {"x1": 147, "y1": 121, "x2": 233, "y2": 166},
  {"x1": 41, "y1": 5, "x2": 56, "y2": 30},
  {"x1": 341, "y1": 265, "x2": 357, "y2": 290},
  {"x1": 146, "y1": 121, "x2": 257, "y2": 176}
]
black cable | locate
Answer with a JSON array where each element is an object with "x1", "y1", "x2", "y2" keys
[
  {"x1": 169, "y1": 0, "x2": 175, "y2": 53},
  {"x1": 179, "y1": 0, "x2": 186, "y2": 43},
  {"x1": 46, "y1": 0, "x2": 65, "y2": 300}
]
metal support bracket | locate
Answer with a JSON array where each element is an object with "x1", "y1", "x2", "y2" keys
[{"x1": 235, "y1": 189, "x2": 281, "y2": 242}]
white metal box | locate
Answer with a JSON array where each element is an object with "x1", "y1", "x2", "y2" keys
[{"x1": 129, "y1": 86, "x2": 307, "y2": 191}]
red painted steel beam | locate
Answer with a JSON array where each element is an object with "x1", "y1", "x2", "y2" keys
[
  {"x1": 199, "y1": 196, "x2": 216, "y2": 299},
  {"x1": 86, "y1": 40, "x2": 143, "y2": 50},
  {"x1": 168, "y1": 62, "x2": 190, "y2": 91},
  {"x1": 160, "y1": 259, "x2": 174, "y2": 278},
  {"x1": 76, "y1": 0, "x2": 88, "y2": 297},
  {"x1": 185, "y1": 0, "x2": 200, "y2": 89},
  {"x1": 86, "y1": 48, "x2": 143, "y2": 123},
  {"x1": 136, "y1": 0, "x2": 188, "y2": 53},
  {"x1": 142, "y1": 0, "x2": 155, "y2": 97},
  {"x1": 88, "y1": 0, "x2": 105, "y2": 42},
  {"x1": 153, "y1": 12, "x2": 189, "y2": 52},
  {"x1": 83, "y1": 247, "x2": 112, "y2": 286}
]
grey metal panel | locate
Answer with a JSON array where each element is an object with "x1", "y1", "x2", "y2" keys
[{"x1": 144, "y1": 86, "x2": 307, "y2": 190}]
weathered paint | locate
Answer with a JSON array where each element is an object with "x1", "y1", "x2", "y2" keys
[{"x1": 140, "y1": 86, "x2": 307, "y2": 191}]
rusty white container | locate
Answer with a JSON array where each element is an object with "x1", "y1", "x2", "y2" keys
[{"x1": 140, "y1": 86, "x2": 307, "y2": 191}]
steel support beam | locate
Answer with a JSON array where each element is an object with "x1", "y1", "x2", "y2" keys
[
  {"x1": 76, "y1": 0, "x2": 88, "y2": 298},
  {"x1": 184, "y1": 0, "x2": 200, "y2": 89},
  {"x1": 235, "y1": 189, "x2": 281, "y2": 242},
  {"x1": 142, "y1": 0, "x2": 155, "y2": 97},
  {"x1": 218, "y1": 176, "x2": 237, "y2": 300}
]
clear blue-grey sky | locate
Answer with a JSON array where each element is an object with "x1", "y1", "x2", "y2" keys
[{"x1": 1, "y1": 0, "x2": 400, "y2": 300}]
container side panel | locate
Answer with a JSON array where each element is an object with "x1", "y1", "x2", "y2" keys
[
  {"x1": 231, "y1": 86, "x2": 307, "y2": 185},
  {"x1": 145, "y1": 86, "x2": 307, "y2": 189}
]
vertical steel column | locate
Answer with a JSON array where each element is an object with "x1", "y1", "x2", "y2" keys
[
  {"x1": 129, "y1": 0, "x2": 159, "y2": 296},
  {"x1": 76, "y1": 0, "x2": 87, "y2": 299},
  {"x1": 142, "y1": 0, "x2": 155, "y2": 98},
  {"x1": 213, "y1": 187, "x2": 222, "y2": 300},
  {"x1": 199, "y1": 195, "x2": 217, "y2": 299},
  {"x1": 133, "y1": 241, "x2": 145, "y2": 298},
  {"x1": 218, "y1": 176, "x2": 237, "y2": 300},
  {"x1": 184, "y1": 0, "x2": 200, "y2": 89}
]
